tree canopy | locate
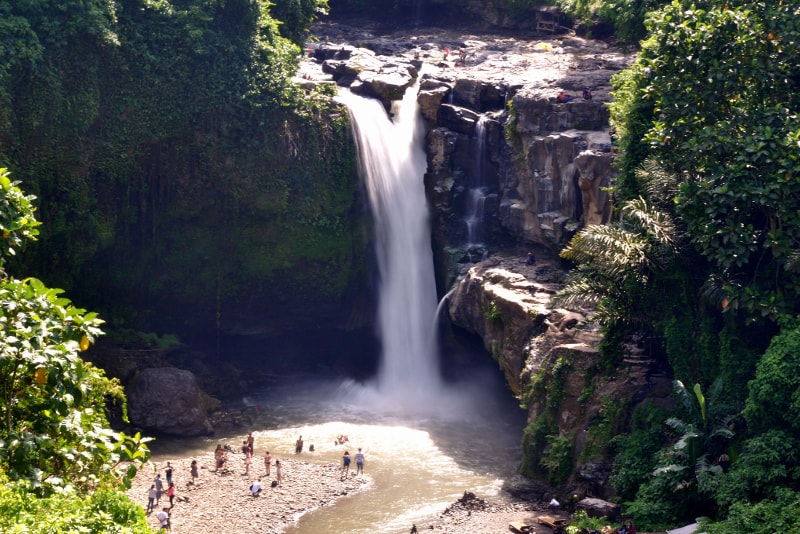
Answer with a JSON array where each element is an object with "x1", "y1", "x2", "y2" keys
[
  {"x1": 0, "y1": 168, "x2": 151, "y2": 528},
  {"x1": 562, "y1": 0, "x2": 800, "y2": 529}
]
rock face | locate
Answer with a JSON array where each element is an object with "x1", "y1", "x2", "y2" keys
[
  {"x1": 127, "y1": 367, "x2": 214, "y2": 437},
  {"x1": 302, "y1": 20, "x2": 661, "y2": 496},
  {"x1": 447, "y1": 254, "x2": 673, "y2": 497}
]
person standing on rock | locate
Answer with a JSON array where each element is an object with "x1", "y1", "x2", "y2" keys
[
  {"x1": 167, "y1": 482, "x2": 176, "y2": 508},
  {"x1": 275, "y1": 460, "x2": 282, "y2": 486},
  {"x1": 244, "y1": 450, "x2": 252, "y2": 475},
  {"x1": 247, "y1": 432, "x2": 255, "y2": 455},
  {"x1": 355, "y1": 448, "x2": 365, "y2": 475},
  {"x1": 190, "y1": 459, "x2": 199, "y2": 484},
  {"x1": 264, "y1": 451, "x2": 272, "y2": 476},
  {"x1": 165, "y1": 462, "x2": 173, "y2": 486},
  {"x1": 154, "y1": 473, "x2": 164, "y2": 506},
  {"x1": 341, "y1": 451, "x2": 351, "y2": 479},
  {"x1": 156, "y1": 507, "x2": 171, "y2": 531},
  {"x1": 147, "y1": 484, "x2": 156, "y2": 513}
]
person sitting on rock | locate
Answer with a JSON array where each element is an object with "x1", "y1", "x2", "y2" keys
[{"x1": 557, "y1": 90, "x2": 574, "y2": 103}]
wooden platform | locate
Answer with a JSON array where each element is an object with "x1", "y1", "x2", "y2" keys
[
  {"x1": 537, "y1": 515, "x2": 569, "y2": 528},
  {"x1": 509, "y1": 520, "x2": 535, "y2": 533}
]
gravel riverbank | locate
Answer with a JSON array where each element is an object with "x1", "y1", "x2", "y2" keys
[{"x1": 127, "y1": 452, "x2": 371, "y2": 533}]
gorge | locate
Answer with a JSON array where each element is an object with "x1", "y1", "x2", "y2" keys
[{"x1": 5, "y1": 1, "x2": 796, "y2": 532}]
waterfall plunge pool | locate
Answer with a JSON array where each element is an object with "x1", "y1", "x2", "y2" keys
[{"x1": 147, "y1": 357, "x2": 526, "y2": 534}]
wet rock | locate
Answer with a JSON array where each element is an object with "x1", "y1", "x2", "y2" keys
[{"x1": 127, "y1": 367, "x2": 214, "y2": 436}]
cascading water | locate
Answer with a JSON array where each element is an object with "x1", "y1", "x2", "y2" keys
[
  {"x1": 337, "y1": 86, "x2": 441, "y2": 409},
  {"x1": 464, "y1": 114, "x2": 490, "y2": 248},
  {"x1": 148, "y1": 86, "x2": 526, "y2": 534}
]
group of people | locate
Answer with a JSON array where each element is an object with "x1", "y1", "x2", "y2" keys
[
  {"x1": 556, "y1": 88, "x2": 593, "y2": 103},
  {"x1": 249, "y1": 459, "x2": 282, "y2": 496},
  {"x1": 340, "y1": 448, "x2": 365, "y2": 479},
  {"x1": 147, "y1": 433, "x2": 366, "y2": 528},
  {"x1": 146, "y1": 464, "x2": 178, "y2": 530}
]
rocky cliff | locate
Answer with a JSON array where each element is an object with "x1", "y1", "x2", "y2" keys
[
  {"x1": 303, "y1": 19, "x2": 673, "y2": 496},
  {"x1": 447, "y1": 254, "x2": 673, "y2": 497}
]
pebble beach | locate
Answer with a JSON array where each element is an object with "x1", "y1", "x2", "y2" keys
[{"x1": 126, "y1": 451, "x2": 371, "y2": 533}]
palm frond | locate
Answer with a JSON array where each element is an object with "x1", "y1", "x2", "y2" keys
[
  {"x1": 561, "y1": 224, "x2": 650, "y2": 277},
  {"x1": 636, "y1": 156, "x2": 680, "y2": 208},
  {"x1": 622, "y1": 197, "x2": 678, "y2": 253}
]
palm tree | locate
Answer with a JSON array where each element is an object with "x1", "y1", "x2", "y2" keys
[{"x1": 553, "y1": 184, "x2": 681, "y2": 328}]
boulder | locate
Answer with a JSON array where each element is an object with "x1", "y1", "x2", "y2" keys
[
  {"x1": 127, "y1": 367, "x2": 214, "y2": 437},
  {"x1": 576, "y1": 497, "x2": 620, "y2": 521}
]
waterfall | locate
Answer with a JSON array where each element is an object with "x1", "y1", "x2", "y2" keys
[
  {"x1": 464, "y1": 115, "x2": 489, "y2": 247},
  {"x1": 338, "y1": 87, "x2": 441, "y2": 406}
]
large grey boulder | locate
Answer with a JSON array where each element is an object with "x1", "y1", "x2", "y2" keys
[{"x1": 127, "y1": 367, "x2": 214, "y2": 437}]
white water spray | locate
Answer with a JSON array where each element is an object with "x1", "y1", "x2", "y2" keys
[{"x1": 338, "y1": 86, "x2": 441, "y2": 408}]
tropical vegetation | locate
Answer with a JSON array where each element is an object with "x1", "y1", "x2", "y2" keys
[
  {"x1": 0, "y1": 0, "x2": 361, "y2": 342},
  {"x1": 554, "y1": 0, "x2": 800, "y2": 530},
  {"x1": 2, "y1": 0, "x2": 800, "y2": 530},
  {"x1": 0, "y1": 169, "x2": 152, "y2": 531}
]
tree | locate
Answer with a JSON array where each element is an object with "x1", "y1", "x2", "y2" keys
[
  {"x1": 617, "y1": 0, "x2": 800, "y2": 322},
  {"x1": 0, "y1": 169, "x2": 150, "y2": 496},
  {"x1": 269, "y1": 0, "x2": 329, "y2": 46},
  {"x1": 553, "y1": 161, "x2": 682, "y2": 330}
]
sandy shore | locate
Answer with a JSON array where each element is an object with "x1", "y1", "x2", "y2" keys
[
  {"x1": 126, "y1": 449, "x2": 564, "y2": 534},
  {"x1": 127, "y1": 451, "x2": 371, "y2": 533}
]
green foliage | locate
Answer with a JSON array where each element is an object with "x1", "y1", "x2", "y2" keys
[
  {"x1": 553, "y1": 190, "x2": 680, "y2": 330},
  {"x1": 540, "y1": 433, "x2": 574, "y2": 486},
  {"x1": 711, "y1": 430, "x2": 800, "y2": 512},
  {"x1": 622, "y1": 466, "x2": 696, "y2": 532},
  {"x1": 566, "y1": 509, "x2": 611, "y2": 534},
  {"x1": 622, "y1": 380, "x2": 738, "y2": 528},
  {"x1": 0, "y1": 177, "x2": 150, "y2": 502},
  {"x1": 520, "y1": 414, "x2": 553, "y2": 478},
  {"x1": 0, "y1": 475, "x2": 150, "y2": 533},
  {"x1": 1, "y1": 0, "x2": 364, "y2": 337},
  {"x1": 633, "y1": 0, "x2": 800, "y2": 322},
  {"x1": 663, "y1": 312, "x2": 720, "y2": 386},
  {"x1": 0, "y1": 170, "x2": 40, "y2": 269},
  {"x1": 269, "y1": 0, "x2": 329, "y2": 46},
  {"x1": 701, "y1": 487, "x2": 800, "y2": 534},
  {"x1": 609, "y1": 401, "x2": 669, "y2": 502},
  {"x1": 485, "y1": 300, "x2": 502, "y2": 324},
  {"x1": 743, "y1": 318, "x2": 800, "y2": 435},
  {"x1": 581, "y1": 395, "x2": 626, "y2": 460}
]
